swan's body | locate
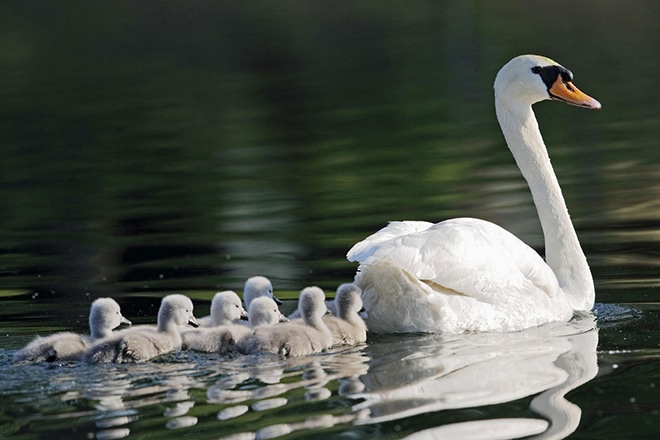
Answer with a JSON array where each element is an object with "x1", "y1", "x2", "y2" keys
[
  {"x1": 85, "y1": 294, "x2": 199, "y2": 363},
  {"x1": 14, "y1": 297, "x2": 131, "y2": 363},
  {"x1": 323, "y1": 283, "x2": 367, "y2": 345},
  {"x1": 347, "y1": 55, "x2": 600, "y2": 334},
  {"x1": 197, "y1": 290, "x2": 247, "y2": 327},
  {"x1": 239, "y1": 287, "x2": 332, "y2": 357},
  {"x1": 183, "y1": 297, "x2": 280, "y2": 353}
]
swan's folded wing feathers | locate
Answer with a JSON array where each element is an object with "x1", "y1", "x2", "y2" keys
[
  {"x1": 353, "y1": 218, "x2": 559, "y2": 304},
  {"x1": 347, "y1": 221, "x2": 434, "y2": 262}
]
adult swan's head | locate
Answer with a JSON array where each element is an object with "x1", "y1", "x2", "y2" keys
[{"x1": 494, "y1": 54, "x2": 601, "y2": 111}]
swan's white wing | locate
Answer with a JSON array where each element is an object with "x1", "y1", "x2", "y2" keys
[
  {"x1": 347, "y1": 221, "x2": 435, "y2": 262},
  {"x1": 348, "y1": 218, "x2": 559, "y2": 304}
]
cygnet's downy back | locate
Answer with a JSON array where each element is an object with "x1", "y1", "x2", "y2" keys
[
  {"x1": 85, "y1": 294, "x2": 198, "y2": 363},
  {"x1": 14, "y1": 297, "x2": 131, "y2": 363}
]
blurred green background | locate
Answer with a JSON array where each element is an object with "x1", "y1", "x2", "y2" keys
[{"x1": 1, "y1": 0, "x2": 658, "y2": 303}]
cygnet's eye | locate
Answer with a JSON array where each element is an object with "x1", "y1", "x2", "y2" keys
[{"x1": 531, "y1": 66, "x2": 542, "y2": 74}]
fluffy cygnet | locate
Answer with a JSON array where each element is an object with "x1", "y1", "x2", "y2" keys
[
  {"x1": 242, "y1": 276, "x2": 288, "y2": 323},
  {"x1": 246, "y1": 296, "x2": 282, "y2": 328},
  {"x1": 183, "y1": 296, "x2": 281, "y2": 353},
  {"x1": 14, "y1": 297, "x2": 131, "y2": 363},
  {"x1": 243, "y1": 276, "x2": 282, "y2": 308},
  {"x1": 85, "y1": 294, "x2": 199, "y2": 363},
  {"x1": 323, "y1": 283, "x2": 367, "y2": 345},
  {"x1": 197, "y1": 290, "x2": 247, "y2": 327},
  {"x1": 239, "y1": 286, "x2": 332, "y2": 357}
]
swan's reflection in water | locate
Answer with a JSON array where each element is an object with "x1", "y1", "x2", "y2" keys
[
  {"x1": 354, "y1": 312, "x2": 598, "y2": 440},
  {"x1": 63, "y1": 313, "x2": 597, "y2": 439}
]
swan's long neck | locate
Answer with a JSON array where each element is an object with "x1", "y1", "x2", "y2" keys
[{"x1": 496, "y1": 100, "x2": 594, "y2": 310}]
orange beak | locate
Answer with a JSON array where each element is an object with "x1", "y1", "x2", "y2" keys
[{"x1": 548, "y1": 76, "x2": 601, "y2": 110}]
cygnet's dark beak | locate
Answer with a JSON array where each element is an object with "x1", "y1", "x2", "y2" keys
[
  {"x1": 273, "y1": 295, "x2": 283, "y2": 305},
  {"x1": 188, "y1": 316, "x2": 200, "y2": 328},
  {"x1": 121, "y1": 316, "x2": 132, "y2": 326}
]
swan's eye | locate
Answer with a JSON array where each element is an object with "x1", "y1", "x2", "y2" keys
[
  {"x1": 535, "y1": 65, "x2": 564, "y2": 90},
  {"x1": 559, "y1": 69, "x2": 575, "y2": 90}
]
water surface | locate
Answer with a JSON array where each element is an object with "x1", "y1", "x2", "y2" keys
[{"x1": 1, "y1": 1, "x2": 659, "y2": 439}]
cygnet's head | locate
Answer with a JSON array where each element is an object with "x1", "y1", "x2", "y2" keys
[
  {"x1": 334, "y1": 283, "x2": 363, "y2": 318},
  {"x1": 159, "y1": 294, "x2": 200, "y2": 329},
  {"x1": 298, "y1": 286, "x2": 328, "y2": 322},
  {"x1": 243, "y1": 276, "x2": 282, "y2": 309},
  {"x1": 211, "y1": 290, "x2": 247, "y2": 324},
  {"x1": 247, "y1": 297, "x2": 281, "y2": 327},
  {"x1": 494, "y1": 54, "x2": 601, "y2": 110},
  {"x1": 89, "y1": 297, "x2": 131, "y2": 339}
]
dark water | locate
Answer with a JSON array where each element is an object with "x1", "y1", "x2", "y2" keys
[{"x1": 1, "y1": 1, "x2": 659, "y2": 439}]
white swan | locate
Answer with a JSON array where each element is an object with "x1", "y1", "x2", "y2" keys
[
  {"x1": 183, "y1": 297, "x2": 281, "y2": 353},
  {"x1": 197, "y1": 290, "x2": 247, "y2": 327},
  {"x1": 238, "y1": 286, "x2": 333, "y2": 357},
  {"x1": 324, "y1": 283, "x2": 367, "y2": 345},
  {"x1": 14, "y1": 297, "x2": 131, "y2": 363},
  {"x1": 85, "y1": 294, "x2": 199, "y2": 363},
  {"x1": 347, "y1": 54, "x2": 601, "y2": 334}
]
